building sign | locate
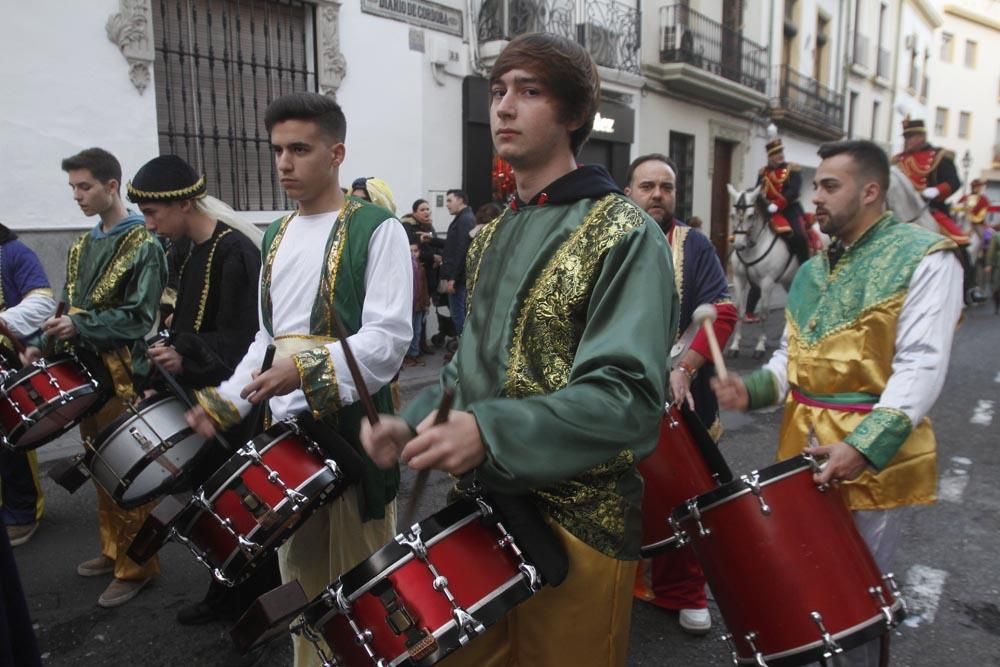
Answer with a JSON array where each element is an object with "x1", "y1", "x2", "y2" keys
[
  {"x1": 362, "y1": 0, "x2": 463, "y2": 37},
  {"x1": 592, "y1": 113, "x2": 616, "y2": 134}
]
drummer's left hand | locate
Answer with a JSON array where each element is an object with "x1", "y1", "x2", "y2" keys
[
  {"x1": 808, "y1": 441, "x2": 869, "y2": 485},
  {"x1": 669, "y1": 369, "x2": 696, "y2": 410},
  {"x1": 401, "y1": 410, "x2": 485, "y2": 475},
  {"x1": 148, "y1": 344, "x2": 183, "y2": 374},
  {"x1": 42, "y1": 315, "x2": 77, "y2": 340},
  {"x1": 241, "y1": 357, "x2": 301, "y2": 404}
]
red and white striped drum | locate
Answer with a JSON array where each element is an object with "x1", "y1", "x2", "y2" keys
[
  {"x1": 298, "y1": 498, "x2": 541, "y2": 666},
  {"x1": 0, "y1": 353, "x2": 106, "y2": 451},
  {"x1": 638, "y1": 403, "x2": 731, "y2": 557},
  {"x1": 672, "y1": 454, "x2": 906, "y2": 666}
]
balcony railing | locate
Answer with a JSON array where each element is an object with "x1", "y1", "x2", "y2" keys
[
  {"x1": 658, "y1": 4, "x2": 767, "y2": 93},
  {"x1": 852, "y1": 33, "x2": 869, "y2": 68},
  {"x1": 476, "y1": 0, "x2": 640, "y2": 74},
  {"x1": 773, "y1": 65, "x2": 844, "y2": 130},
  {"x1": 876, "y1": 47, "x2": 890, "y2": 79}
]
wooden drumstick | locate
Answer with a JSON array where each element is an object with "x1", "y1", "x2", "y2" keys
[
  {"x1": 44, "y1": 301, "x2": 67, "y2": 357},
  {"x1": 693, "y1": 304, "x2": 728, "y2": 380},
  {"x1": 331, "y1": 312, "x2": 379, "y2": 426},
  {"x1": 401, "y1": 387, "x2": 455, "y2": 528}
]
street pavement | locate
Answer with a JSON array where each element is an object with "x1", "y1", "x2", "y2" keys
[{"x1": 13, "y1": 304, "x2": 1000, "y2": 666}]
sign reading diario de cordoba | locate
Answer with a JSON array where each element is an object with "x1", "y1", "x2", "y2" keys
[{"x1": 361, "y1": 0, "x2": 463, "y2": 37}]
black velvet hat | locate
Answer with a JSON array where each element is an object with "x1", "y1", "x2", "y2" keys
[{"x1": 127, "y1": 155, "x2": 207, "y2": 203}]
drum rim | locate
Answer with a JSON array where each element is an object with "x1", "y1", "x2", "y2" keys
[
  {"x1": 195, "y1": 421, "x2": 297, "y2": 505},
  {"x1": 91, "y1": 394, "x2": 184, "y2": 448},
  {"x1": 0, "y1": 352, "x2": 81, "y2": 385},
  {"x1": 337, "y1": 499, "x2": 482, "y2": 600},
  {"x1": 734, "y1": 598, "x2": 905, "y2": 665},
  {"x1": 672, "y1": 455, "x2": 812, "y2": 521}
]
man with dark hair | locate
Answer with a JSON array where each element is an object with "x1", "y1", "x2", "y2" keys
[
  {"x1": 624, "y1": 153, "x2": 736, "y2": 635},
  {"x1": 127, "y1": 154, "x2": 274, "y2": 631},
  {"x1": 23, "y1": 147, "x2": 167, "y2": 608},
  {"x1": 186, "y1": 92, "x2": 411, "y2": 667},
  {"x1": 363, "y1": 33, "x2": 675, "y2": 666},
  {"x1": 440, "y1": 188, "x2": 474, "y2": 341},
  {"x1": 714, "y1": 139, "x2": 963, "y2": 667},
  {"x1": 0, "y1": 224, "x2": 56, "y2": 547}
]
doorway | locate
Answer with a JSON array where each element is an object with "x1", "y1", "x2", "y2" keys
[{"x1": 710, "y1": 139, "x2": 736, "y2": 264}]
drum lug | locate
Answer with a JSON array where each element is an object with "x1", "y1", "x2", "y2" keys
[
  {"x1": 868, "y1": 585, "x2": 895, "y2": 627},
  {"x1": 720, "y1": 633, "x2": 740, "y2": 666},
  {"x1": 395, "y1": 524, "x2": 428, "y2": 559},
  {"x1": 492, "y1": 514, "x2": 542, "y2": 591},
  {"x1": 810, "y1": 611, "x2": 843, "y2": 660},
  {"x1": 744, "y1": 472, "x2": 772, "y2": 515},
  {"x1": 452, "y1": 607, "x2": 486, "y2": 645},
  {"x1": 664, "y1": 406, "x2": 680, "y2": 429},
  {"x1": 668, "y1": 516, "x2": 690, "y2": 546},
  {"x1": 685, "y1": 499, "x2": 711, "y2": 538},
  {"x1": 475, "y1": 495, "x2": 494, "y2": 517},
  {"x1": 883, "y1": 572, "x2": 908, "y2": 616},
  {"x1": 330, "y1": 581, "x2": 350, "y2": 614},
  {"x1": 744, "y1": 631, "x2": 768, "y2": 666}
]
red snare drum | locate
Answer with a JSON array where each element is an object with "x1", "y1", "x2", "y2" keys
[
  {"x1": 137, "y1": 420, "x2": 346, "y2": 585},
  {"x1": 297, "y1": 498, "x2": 541, "y2": 666},
  {"x1": 0, "y1": 353, "x2": 106, "y2": 451},
  {"x1": 672, "y1": 455, "x2": 905, "y2": 666},
  {"x1": 638, "y1": 404, "x2": 731, "y2": 557}
]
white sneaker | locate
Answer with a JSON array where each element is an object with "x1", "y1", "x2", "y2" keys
[{"x1": 679, "y1": 607, "x2": 712, "y2": 635}]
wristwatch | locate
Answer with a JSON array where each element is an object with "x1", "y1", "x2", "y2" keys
[{"x1": 675, "y1": 361, "x2": 696, "y2": 380}]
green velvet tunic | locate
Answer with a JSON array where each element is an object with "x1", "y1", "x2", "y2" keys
[
  {"x1": 55, "y1": 220, "x2": 167, "y2": 386},
  {"x1": 403, "y1": 193, "x2": 676, "y2": 559}
]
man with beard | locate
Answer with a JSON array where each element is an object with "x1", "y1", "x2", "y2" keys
[
  {"x1": 713, "y1": 140, "x2": 963, "y2": 666},
  {"x1": 624, "y1": 153, "x2": 735, "y2": 635}
]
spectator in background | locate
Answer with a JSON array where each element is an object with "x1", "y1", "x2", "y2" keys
[
  {"x1": 471, "y1": 202, "x2": 502, "y2": 239},
  {"x1": 441, "y1": 189, "x2": 474, "y2": 346},
  {"x1": 404, "y1": 241, "x2": 431, "y2": 366},
  {"x1": 411, "y1": 199, "x2": 442, "y2": 355}
]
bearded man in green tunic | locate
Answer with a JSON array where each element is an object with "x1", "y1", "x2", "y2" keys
[
  {"x1": 23, "y1": 147, "x2": 167, "y2": 608},
  {"x1": 363, "y1": 34, "x2": 676, "y2": 667}
]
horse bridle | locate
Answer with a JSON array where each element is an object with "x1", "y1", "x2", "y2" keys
[{"x1": 732, "y1": 191, "x2": 789, "y2": 270}]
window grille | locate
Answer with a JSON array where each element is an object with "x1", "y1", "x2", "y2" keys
[{"x1": 153, "y1": 0, "x2": 317, "y2": 211}]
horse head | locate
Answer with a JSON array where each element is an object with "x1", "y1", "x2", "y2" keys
[
  {"x1": 887, "y1": 165, "x2": 937, "y2": 233},
  {"x1": 727, "y1": 184, "x2": 763, "y2": 251}
]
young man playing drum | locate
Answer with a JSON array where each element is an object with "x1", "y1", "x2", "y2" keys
[
  {"x1": 127, "y1": 155, "x2": 275, "y2": 630},
  {"x1": 713, "y1": 140, "x2": 963, "y2": 666},
  {"x1": 362, "y1": 33, "x2": 676, "y2": 666},
  {"x1": 23, "y1": 147, "x2": 167, "y2": 607},
  {"x1": 0, "y1": 224, "x2": 56, "y2": 547},
  {"x1": 185, "y1": 92, "x2": 412, "y2": 667}
]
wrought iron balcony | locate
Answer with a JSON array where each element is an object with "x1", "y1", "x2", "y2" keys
[
  {"x1": 852, "y1": 33, "x2": 869, "y2": 69},
  {"x1": 658, "y1": 4, "x2": 766, "y2": 93},
  {"x1": 770, "y1": 65, "x2": 845, "y2": 140},
  {"x1": 476, "y1": 0, "x2": 640, "y2": 74},
  {"x1": 876, "y1": 47, "x2": 891, "y2": 79}
]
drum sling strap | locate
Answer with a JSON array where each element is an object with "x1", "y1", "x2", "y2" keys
[{"x1": 369, "y1": 578, "x2": 437, "y2": 661}]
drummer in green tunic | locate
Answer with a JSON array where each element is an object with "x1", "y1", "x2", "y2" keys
[{"x1": 362, "y1": 33, "x2": 676, "y2": 667}]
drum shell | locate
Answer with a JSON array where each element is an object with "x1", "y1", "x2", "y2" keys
[
  {"x1": 86, "y1": 395, "x2": 208, "y2": 508},
  {"x1": 0, "y1": 354, "x2": 105, "y2": 450},
  {"x1": 309, "y1": 501, "x2": 536, "y2": 666},
  {"x1": 638, "y1": 405, "x2": 719, "y2": 554},
  {"x1": 674, "y1": 457, "x2": 895, "y2": 664},
  {"x1": 174, "y1": 425, "x2": 342, "y2": 584}
]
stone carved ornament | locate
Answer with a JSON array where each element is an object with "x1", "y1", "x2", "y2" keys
[{"x1": 106, "y1": 0, "x2": 155, "y2": 94}]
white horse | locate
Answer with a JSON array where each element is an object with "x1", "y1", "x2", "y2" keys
[{"x1": 726, "y1": 184, "x2": 800, "y2": 359}]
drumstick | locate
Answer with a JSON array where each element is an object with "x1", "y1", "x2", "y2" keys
[
  {"x1": 400, "y1": 387, "x2": 455, "y2": 528},
  {"x1": 147, "y1": 352, "x2": 235, "y2": 453},
  {"x1": 43, "y1": 301, "x2": 67, "y2": 357},
  {"x1": 331, "y1": 312, "x2": 379, "y2": 426},
  {"x1": 245, "y1": 344, "x2": 277, "y2": 434},
  {"x1": 692, "y1": 304, "x2": 728, "y2": 381}
]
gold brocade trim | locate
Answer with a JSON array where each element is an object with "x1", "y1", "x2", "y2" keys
[
  {"x1": 465, "y1": 208, "x2": 509, "y2": 312},
  {"x1": 102, "y1": 347, "x2": 137, "y2": 401},
  {"x1": 274, "y1": 333, "x2": 337, "y2": 344},
  {"x1": 505, "y1": 194, "x2": 646, "y2": 398},
  {"x1": 669, "y1": 226, "x2": 688, "y2": 341},
  {"x1": 65, "y1": 234, "x2": 86, "y2": 305},
  {"x1": 260, "y1": 213, "x2": 296, "y2": 325},
  {"x1": 787, "y1": 291, "x2": 906, "y2": 350},
  {"x1": 707, "y1": 415, "x2": 724, "y2": 443},
  {"x1": 292, "y1": 346, "x2": 342, "y2": 418},
  {"x1": 194, "y1": 386, "x2": 243, "y2": 431},
  {"x1": 179, "y1": 228, "x2": 233, "y2": 332},
  {"x1": 315, "y1": 202, "x2": 359, "y2": 334},
  {"x1": 89, "y1": 226, "x2": 155, "y2": 309},
  {"x1": 127, "y1": 176, "x2": 206, "y2": 201}
]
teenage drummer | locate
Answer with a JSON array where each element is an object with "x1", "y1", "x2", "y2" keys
[
  {"x1": 0, "y1": 223, "x2": 56, "y2": 547},
  {"x1": 713, "y1": 140, "x2": 963, "y2": 666},
  {"x1": 185, "y1": 93, "x2": 412, "y2": 667},
  {"x1": 22, "y1": 148, "x2": 167, "y2": 608},
  {"x1": 362, "y1": 34, "x2": 675, "y2": 666},
  {"x1": 127, "y1": 155, "x2": 277, "y2": 630}
]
